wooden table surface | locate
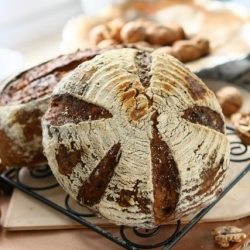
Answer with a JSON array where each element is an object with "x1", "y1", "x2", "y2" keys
[{"x1": 2, "y1": 192, "x2": 250, "y2": 250}]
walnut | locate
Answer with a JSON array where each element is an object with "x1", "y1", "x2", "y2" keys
[
  {"x1": 89, "y1": 24, "x2": 110, "y2": 46},
  {"x1": 153, "y1": 35, "x2": 209, "y2": 63},
  {"x1": 212, "y1": 226, "x2": 246, "y2": 248},
  {"x1": 231, "y1": 112, "x2": 250, "y2": 145},
  {"x1": 97, "y1": 39, "x2": 119, "y2": 48},
  {"x1": 168, "y1": 23, "x2": 186, "y2": 41},
  {"x1": 154, "y1": 46, "x2": 179, "y2": 59},
  {"x1": 87, "y1": 18, "x2": 209, "y2": 63},
  {"x1": 129, "y1": 40, "x2": 154, "y2": 48},
  {"x1": 106, "y1": 18, "x2": 126, "y2": 43},
  {"x1": 215, "y1": 86, "x2": 243, "y2": 116},
  {"x1": 134, "y1": 18, "x2": 154, "y2": 29},
  {"x1": 172, "y1": 35, "x2": 210, "y2": 63},
  {"x1": 145, "y1": 23, "x2": 185, "y2": 46},
  {"x1": 192, "y1": 35, "x2": 210, "y2": 53},
  {"x1": 172, "y1": 40, "x2": 201, "y2": 62},
  {"x1": 120, "y1": 21, "x2": 146, "y2": 43}
]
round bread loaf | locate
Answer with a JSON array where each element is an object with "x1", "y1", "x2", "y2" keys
[
  {"x1": 42, "y1": 48, "x2": 230, "y2": 229},
  {"x1": 0, "y1": 46, "x2": 130, "y2": 168}
]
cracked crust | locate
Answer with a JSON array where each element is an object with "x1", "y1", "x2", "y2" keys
[{"x1": 42, "y1": 48, "x2": 230, "y2": 229}]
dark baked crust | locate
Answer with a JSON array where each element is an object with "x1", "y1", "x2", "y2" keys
[
  {"x1": 77, "y1": 143, "x2": 122, "y2": 206},
  {"x1": 42, "y1": 48, "x2": 230, "y2": 228},
  {"x1": 45, "y1": 94, "x2": 113, "y2": 126},
  {"x1": 182, "y1": 106, "x2": 225, "y2": 133},
  {"x1": 0, "y1": 45, "x2": 134, "y2": 168},
  {"x1": 0, "y1": 47, "x2": 126, "y2": 106},
  {"x1": 0, "y1": 162, "x2": 6, "y2": 175},
  {"x1": 0, "y1": 108, "x2": 45, "y2": 167}
]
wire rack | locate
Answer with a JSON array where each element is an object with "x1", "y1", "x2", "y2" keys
[{"x1": 1, "y1": 125, "x2": 250, "y2": 250}]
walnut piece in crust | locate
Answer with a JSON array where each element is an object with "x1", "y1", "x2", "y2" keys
[
  {"x1": 212, "y1": 226, "x2": 246, "y2": 248},
  {"x1": 215, "y1": 86, "x2": 243, "y2": 116},
  {"x1": 231, "y1": 112, "x2": 250, "y2": 145}
]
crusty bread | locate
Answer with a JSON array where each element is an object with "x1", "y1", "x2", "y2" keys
[
  {"x1": 42, "y1": 48, "x2": 230, "y2": 229},
  {"x1": 0, "y1": 46, "x2": 133, "y2": 168}
]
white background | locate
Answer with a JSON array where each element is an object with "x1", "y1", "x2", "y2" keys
[{"x1": 0, "y1": 0, "x2": 83, "y2": 49}]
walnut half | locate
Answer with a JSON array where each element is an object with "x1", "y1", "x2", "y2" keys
[
  {"x1": 231, "y1": 112, "x2": 250, "y2": 145},
  {"x1": 212, "y1": 226, "x2": 246, "y2": 248}
]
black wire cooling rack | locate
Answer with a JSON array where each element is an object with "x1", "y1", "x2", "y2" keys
[{"x1": 1, "y1": 125, "x2": 250, "y2": 250}]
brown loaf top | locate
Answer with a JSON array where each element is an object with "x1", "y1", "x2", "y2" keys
[
  {"x1": 42, "y1": 48, "x2": 230, "y2": 229},
  {"x1": 0, "y1": 44, "x2": 153, "y2": 107},
  {"x1": 0, "y1": 45, "x2": 138, "y2": 168},
  {"x1": 0, "y1": 46, "x2": 127, "y2": 106}
]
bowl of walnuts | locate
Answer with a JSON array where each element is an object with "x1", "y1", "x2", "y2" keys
[{"x1": 61, "y1": 0, "x2": 250, "y2": 72}]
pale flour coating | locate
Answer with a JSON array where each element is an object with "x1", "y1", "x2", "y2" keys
[
  {"x1": 0, "y1": 45, "x2": 132, "y2": 168},
  {"x1": 42, "y1": 48, "x2": 230, "y2": 229}
]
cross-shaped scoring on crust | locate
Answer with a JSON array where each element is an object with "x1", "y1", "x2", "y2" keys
[{"x1": 42, "y1": 48, "x2": 230, "y2": 229}]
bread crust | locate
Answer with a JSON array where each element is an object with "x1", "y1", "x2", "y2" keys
[
  {"x1": 0, "y1": 46, "x2": 130, "y2": 168},
  {"x1": 42, "y1": 48, "x2": 230, "y2": 228}
]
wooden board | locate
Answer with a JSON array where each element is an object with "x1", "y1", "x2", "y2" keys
[{"x1": 3, "y1": 167, "x2": 113, "y2": 230}]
